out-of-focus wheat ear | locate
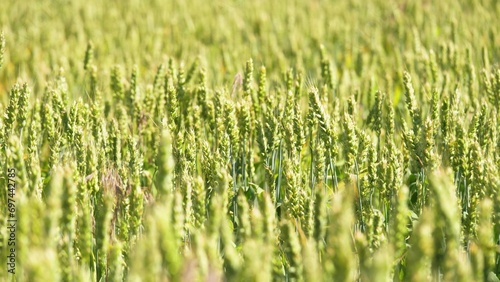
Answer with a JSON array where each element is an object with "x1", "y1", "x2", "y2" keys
[
  {"x1": 343, "y1": 112, "x2": 358, "y2": 178},
  {"x1": 401, "y1": 121, "x2": 418, "y2": 173},
  {"x1": 111, "y1": 65, "x2": 125, "y2": 102},
  {"x1": 285, "y1": 68, "x2": 294, "y2": 93},
  {"x1": 313, "y1": 189, "x2": 327, "y2": 249},
  {"x1": 75, "y1": 179, "x2": 93, "y2": 272},
  {"x1": 166, "y1": 76, "x2": 180, "y2": 133},
  {"x1": 128, "y1": 65, "x2": 139, "y2": 120},
  {"x1": 347, "y1": 93, "x2": 356, "y2": 117},
  {"x1": 391, "y1": 185, "x2": 410, "y2": 272},
  {"x1": 260, "y1": 191, "x2": 276, "y2": 242},
  {"x1": 94, "y1": 182, "x2": 114, "y2": 282},
  {"x1": 58, "y1": 165, "x2": 77, "y2": 282},
  {"x1": 244, "y1": 209, "x2": 273, "y2": 281},
  {"x1": 182, "y1": 173, "x2": 194, "y2": 238},
  {"x1": 428, "y1": 50, "x2": 439, "y2": 84},
  {"x1": 465, "y1": 48, "x2": 478, "y2": 108},
  {"x1": 184, "y1": 58, "x2": 199, "y2": 85},
  {"x1": 236, "y1": 190, "x2": 251, "y2": 243},
  {"x1": 83, "y1": 41, "x2": 93, "y2": 71},
  {"x1": 191, "y1": 176, "x2": 206, "y2": 228},
  {"x1": 237, "y1": 103, "x2": 252, "y2": 184},
  {"x1": 495, "y1": 69, "x2": 500, "y2": 108},
  {"x1": 283, "y1": 158, "x2": 301, "y2": 219},
  {"x1": 128, "y1": 180, "x2": 144, "y2": 242},
  {"x1": 74, "y1": 127, "x2": 87, "y2": 177},
  {"x1": 450, "y1": 122, "x2": 466, "y2": 182},
  {"x1": 355, "y1": 231, "x2": 369, "y2": 281},
  {"x1": 249, "y1": 197, "x2": 263, "y2": 239},
  {"x1": 158, "y1": 195, "x2": 184, "y2": 280},
  {"x1": 366, "y1": 143, "x2": 377, "y2": 206},
  {"x1": 293, "y1": 98, "x2": 306, "y2": 155},
  {"x1": 220, "y1": 199, "x2": 242, "y2": 281},
  {"x1": 405, "y1": 209, "x2": 433, "y2": 282},
  {"x1": 302, "y1": 238, "x2": 322, "y2": 282},
  {"x1": 172, "y1": 190, "x2": 185, "y2": 242},
  {"x1": 107, "y1": 239, "x2": 125, "y2": 282},
  {"x1": 428, "y1": 169, "x2": 466, "y2": 281},
  {"x1": 128, "y1": 203, "x2": 163, "y2": 282},
  {"x1": 303, "y1": 190, "x2": 315, "y2": 237},
  {"x1": 242, "y1": 237, "x2": 273, "y2": 281},
  {"x1": 89, "y1": 96, "x2": 102, "y2": 143},
  {"x1": 470, "y1": 241, "x2": 485, "y2": 282},
  {"x1": 14, "y1": 192, "x2": 43, "y2": 279},
  {"x1": 0, "y1": 31, "x2": 4, "y2": 70},
  {"x1": 422, "y1": 118, "x2": 437, "y2": 171},
  {"x1": 17, "y1": 83, "x2": 29, "y2": 135},
  {"x1": 430, "y1": 88, "x2": 439, "y2": 136},
  {"x1": 43, "y1": 166, "x2": 64, "y2": 250},
  {"x1": 43, "y1": 102, "x2": 60, "y2": 169},
  {"x1": 88, "y1": 65, "x2": 99, "y2": 99},
  {"x1": 467, "y1": 138, "x2": 486, "y2": 235},
  {"x1": 187, "y1": 232, "x2": 209, "y2": 280},
  {"x1": 224, "y1": 100, "x2": 240, "y2": 155},
  {"x1": 358, "y1": 231, "x2": 392, "y2": 282},
  {"x1": 152, "y1": 63, "x2": 165, "y2": 96},
  {"x1": 368, "y1": 209, "x2": 387, "y2": 251},
  {"x1": 86, "y1": 145, "x2": 100, "y2": 194},
  {"x1": 108, "y1": 119, "x2": 122, "y2": 167},
  {"x1": 492, "y1": 172, "x2": 500, "y2": 274},
  {"x1": 367, "y1": 91, "x2": 384, "y2": 141},
  {"x1": 27, "y1": 99, "x2": 42, "y2": 197},
  {"x1": 217, "y1": 120, "x2": 231, "y2": 164},
  {"x1": 127, "y1": 135, "x2": 143, "y2": 185},
  {"x1": 177, "y1": 62, "x2": 188, "y2": 118},
  {"x1": 477, "y1": 198, "x2": 495, "y2": 279},
  {"x1": 24, "y1": 249, "x2": 61, "y2": 281},
  {"x1": 281, "y1": 221, "x2": 304, "y2": 281},
  {"x1": 257, "y1": 65, "x2": 267, "y2": 117},
  {"x1": 319, "y1": 44, "x2": 334, "y2": 90},
  {"x1": 0, "y1": 31, "x2": 5, "y2": 70},
  {"x1": 323, "y1": 191, "x2": 355, "y2": 282},
  {"x1": 205, "y1": 191, "x2": 222, "y2": 237},
  {"x1": 243, "y1": 58, "x2": 254, "y2": 100}
]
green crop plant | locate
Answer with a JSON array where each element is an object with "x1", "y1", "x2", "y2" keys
[{"x1": 1, "y1": 0, "x2": 500, "y2": 281}]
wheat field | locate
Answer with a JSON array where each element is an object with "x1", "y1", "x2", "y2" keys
[{"x1": 1, "y1": 0, "x2": 500, "y2": 281}]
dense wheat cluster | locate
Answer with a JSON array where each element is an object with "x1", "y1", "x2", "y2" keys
[{"x1": 1, "y1": 0, "x2": 500, "y2": 281}]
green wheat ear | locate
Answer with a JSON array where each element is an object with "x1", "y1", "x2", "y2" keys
[
  {"x1": 0, "y1": 31, "x2": 5, "y2": 70},
  {"x1": 281, "y1": 221, "x2": 304, "y2": 281},
  {"x1": 3, "y1": 83, "x2": 20, "y2": 142},
  {"x1": 324, "y1": 191, "x2": 355, "y2": 281},
  {"x1": 83, "y1": 41, "x2": 93, "y2": 71},
  {"x1": 406, "y1": 209, "x2": 434, "y2": 282},
  {"x1": 111, "y1": 65, "x2": 125, "y2": 102},
  {"x1": 319, "y1": 44, "x2": 334, "y2": 90},
  {"x1": 58, "y1": 165, "x2": 77, "y2": 282}
]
